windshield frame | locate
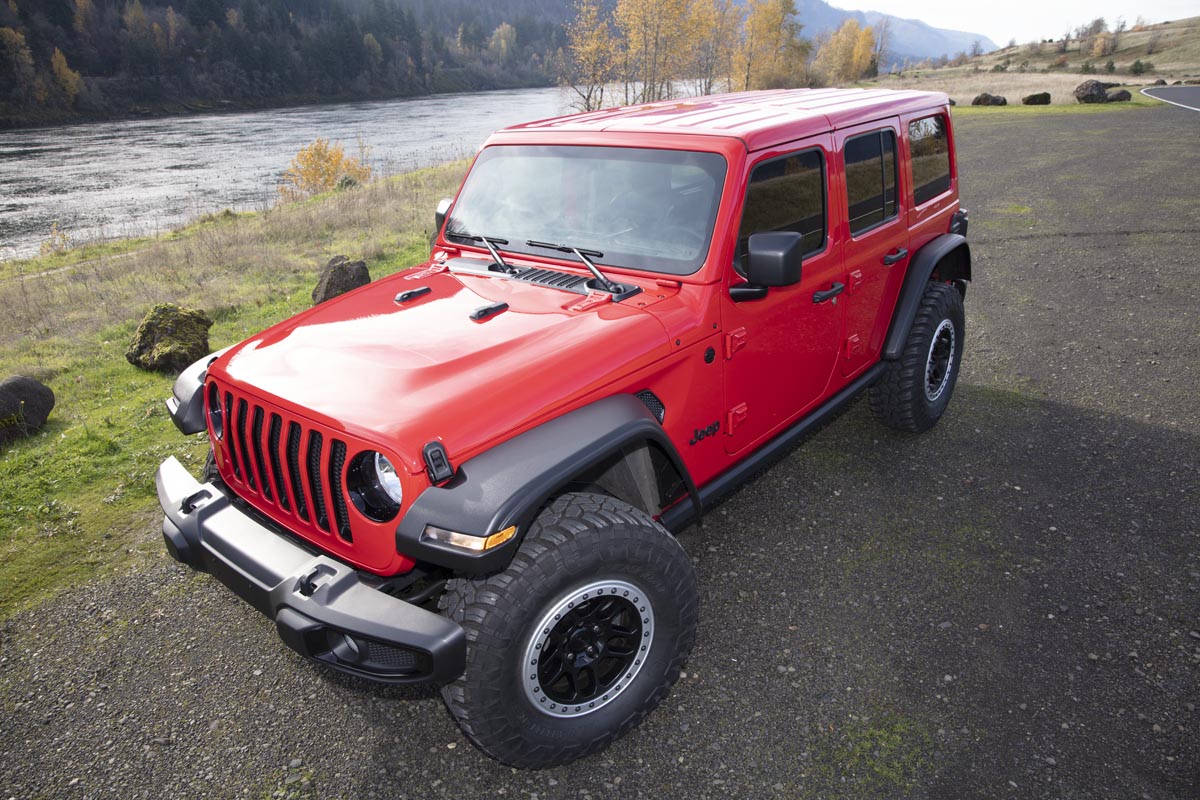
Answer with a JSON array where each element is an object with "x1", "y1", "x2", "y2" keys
[{"x1": 444, "y1": 143, "x2": 729, "y2": 278}]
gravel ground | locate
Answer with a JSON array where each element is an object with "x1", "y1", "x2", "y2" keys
[{"x1": 2, "y1": 105, "x2": 1198, "y2": 800}]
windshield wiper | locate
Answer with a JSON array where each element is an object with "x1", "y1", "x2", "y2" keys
[
  {"x1": 525, "y1": 240, "x2": 622, "y2": 294},
  {"x1": 448, "y1": 231, "x2": 516, "y2": 274}
]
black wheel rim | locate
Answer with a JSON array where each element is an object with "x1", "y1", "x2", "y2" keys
[
  {"x1": 522, "y1": 580, "x2": 654, "y2": 717},
  {"x1": 924, "y1": 319, "x2": 956, "y2": 402}
]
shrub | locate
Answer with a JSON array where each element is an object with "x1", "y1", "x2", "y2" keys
[
  {"x1": 1129, "y1": 59, "x2": 1153, "y2": 75},
  {"x1": 39, "y1": 221, "x2": 71, "y2": 256},
  {"x1": 278, "y1": 138, "x2": 373, "y2": 202},
  {"x1": 1079, "y1": 61, "x2": 1096, "y2": 74},
  {"x1": 1105, "y1": 59, "x2": 1115, "y2": 73}
]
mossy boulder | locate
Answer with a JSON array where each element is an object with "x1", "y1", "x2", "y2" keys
[
  {"x1": 0, "y1": 376, "x2": 55, "y2": 448},
  {"x1": 1074, "y1": 80, "x2": 1109, "y2": 103},
  {"x1": 126, "y1": 303, "x2": 213, "y2": 373},
  {"x1": 1022, "y1": 92, "x2": 1051, "y2": 105},
  {"x1": 312, "y1": 255, "x2": 370, "y2": 305}
]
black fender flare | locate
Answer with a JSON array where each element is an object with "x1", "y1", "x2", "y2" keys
[
  {"x1": 395, "y1": 394, "x2": 700, "y2": 574},
  {"x1": 882, "y1": 234, "x2": 971, "y2": 360},
  {"x1": 165, "y1": 346, "x2": 234, "y2": 434}
]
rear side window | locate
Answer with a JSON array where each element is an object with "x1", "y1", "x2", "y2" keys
[
  {"x1": 844, "y1": 129, "x2": 898, "y2": 236},
  {"x1": 909, "y1": 115, "x2": 952, "y2": 205},
  {"x1": 737, "y1": 149, "x2": 826, "y2": 267}
]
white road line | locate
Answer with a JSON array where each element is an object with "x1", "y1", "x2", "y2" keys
[{"x1": 1140, "y1": 87, "x2": 1200, "y2": 111}]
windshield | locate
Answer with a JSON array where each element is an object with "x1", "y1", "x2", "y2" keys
[{"x1": 446, "y1": 145, "x2": 727, "y2": 276}]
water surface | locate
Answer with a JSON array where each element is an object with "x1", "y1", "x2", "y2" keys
[{"x1": 0, "y1": 87, "x2": 569, "y2": 261}]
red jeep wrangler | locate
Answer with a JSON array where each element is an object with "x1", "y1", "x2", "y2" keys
[{"x1": 157, "y1": 89, "x2": 970, "y2": 768}]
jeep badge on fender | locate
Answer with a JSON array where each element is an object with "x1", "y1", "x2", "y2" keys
[{"x1": 156, "y1": 89, "x2": 970, "y2": 769}]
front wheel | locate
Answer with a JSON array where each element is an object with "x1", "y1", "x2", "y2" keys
[
  {"x1": 869, "y1": 281, "x2": 965, "y2": 432},
  {"x1": 438, "y1": 493, "x2": 699, "y2": 768}
]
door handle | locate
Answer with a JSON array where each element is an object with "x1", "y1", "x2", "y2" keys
[
  {"x1": 882, "y1": 248, "x2": 908, "y2": 266},
  {"x1": 812, "y1": 282, "x2": 845, "y2": 303}
]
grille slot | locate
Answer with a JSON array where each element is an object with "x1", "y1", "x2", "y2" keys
[
  {"x1": 251, "y1": 406, "x2": 272, "y2": 501},
  {"x1": 307, "y1": 431, "x2": 329, "y2": 531},
  {"x1": 224, "y1": 392, "x2": 241, "y2": 479},
  {"x1": 286, "y1": 422, "x2": 308, "y2": 521},
  {"x1": 515, "y1": 267, "x2": 590, "y2": 293},
  {"x1": 329, "y1": 440, "x2": 351, "y2": 542},
  {"x1": 236, "y1": 399, "x2": 256, "y2": 489},
  {"x1": 268, "y1": 414, "x2": 289, "y2": 511}
]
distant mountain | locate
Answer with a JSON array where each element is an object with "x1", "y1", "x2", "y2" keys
[{"x1": 794, "y1": 0, "x2": 999, "y2": 67}]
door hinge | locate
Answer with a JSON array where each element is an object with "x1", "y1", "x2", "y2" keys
[
  {"x1": 724, "y1": 327, "x2": 748, "y2": 360},
  {"x1": 844, "y1": 333, "x2": 862, "y2": 359},
  {"x1": 726, "y1": 402, "x2": 748, "y2": 433},
  {"x1": 848, "y1": 269, "x2": 864, "y2": 294}
]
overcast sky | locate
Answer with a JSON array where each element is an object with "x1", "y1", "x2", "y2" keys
[{"x1": 828, "y1": 1, "x2": 1197, "y2": 48}]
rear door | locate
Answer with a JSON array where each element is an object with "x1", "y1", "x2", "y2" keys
[{"x1": 834, "y1": 120, "x2": 909, "y2": 376}]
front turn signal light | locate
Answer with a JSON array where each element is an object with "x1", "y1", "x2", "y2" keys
[{"x1": 422, "y1": 524, "x2": 517, "y2": 552}]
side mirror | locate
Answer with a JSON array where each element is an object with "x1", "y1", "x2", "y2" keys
[
  {"x1": 732, "y1": 232, "x2": 804, "y2": 301},
  {"x1": 747, "y1": 232, "x2": 803, "y2": 286},
  {"x1": 434, "y1": 197, "x2": 453, "y2": 238}
]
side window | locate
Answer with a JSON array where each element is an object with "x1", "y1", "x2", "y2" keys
[
  {"x1": 736, "y1": 149, "x2": 825, "y2": 271},
  {"x1": 909, "y1": 115, "x2": 952, "y2": 206},
  {"x1": 844, "y1": 129, "x2": 898, "y2": 236}
]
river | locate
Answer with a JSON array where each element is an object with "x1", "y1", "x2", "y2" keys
[{"x1": 0, "y1": 87, "x2": 571, "y2": 262}]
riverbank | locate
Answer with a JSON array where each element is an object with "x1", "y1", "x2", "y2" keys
[
  {"x1": 0, "y1": 160, "x2": 467, "y2": 616},
  {"x1": 0, "y1": 74, "x2": 556, "y2": 132}
]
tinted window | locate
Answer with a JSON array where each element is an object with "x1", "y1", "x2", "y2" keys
[
  {"x1": 845, "y1": 129, "x2": 898, "y2": 236},
  {"x1": 909, "y1": 115, "x2": 952, "y2": 205},
  {"x1": 736, "y1": 149, "x2": 825, "y2": 269},
  {"x1": 446, "y1": 145, "x2": 726, "y2": 276}
]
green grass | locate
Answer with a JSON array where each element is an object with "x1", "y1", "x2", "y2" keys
[{"x1": 0, "y1": 161, "x2": 468, "y2": 619}]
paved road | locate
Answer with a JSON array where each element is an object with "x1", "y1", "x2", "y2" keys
[
  {"x1": 1142, "y1": 85, "x2": 1200, "y2": 110},
  {"x1": 1, "y1": 105, "x2": 1198, "y2": 800}
]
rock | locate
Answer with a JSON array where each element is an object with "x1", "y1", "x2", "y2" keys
[
  {"x1": 1074, "y1": 80, "x2": 1109, "y2": 103},
  {"x1": 126, "y1": 303, "x2": 213, "y2": 373},
  {"x1": 971, "y1": 92, "x2": 1007, "y2": 106},
  {"x1": 312, "y1": 255, "x2": 370, "y2": 305},
  {"x1": 948, "y1": 98, "x2": 956, "y2": 106},
  {"x1": 0, "y1": 376, "x2": 55, "y2": 447},
  {"x1": 1106, "y1": 89, "x2": 1132, "y2": 102},
  {"x1": 1022, "y1": 92, "x2": 1051, "y2": 105},
  {"x1": 1152, "y1": 79, "x2": 1167, "y2": 86}
]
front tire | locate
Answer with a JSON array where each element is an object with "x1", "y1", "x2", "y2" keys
[
  {"x1": 438, "y1": 493, "x2": 699, "y2": 768},
  {"x1": 869, "y1": 281, "x2": 965, "y2": 432}
]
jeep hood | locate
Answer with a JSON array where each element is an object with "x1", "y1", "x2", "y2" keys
[{"x1": 213, "y1": 263, "x2": 672, "y2": 473}]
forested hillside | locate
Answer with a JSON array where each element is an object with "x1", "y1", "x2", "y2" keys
[{"x1": 0, "y1": 0, "x2": 565, "y2": 127}]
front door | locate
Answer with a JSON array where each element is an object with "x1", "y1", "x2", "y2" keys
[{"x1": 722, "y1": 138, "x2": 845, "y2": 455}]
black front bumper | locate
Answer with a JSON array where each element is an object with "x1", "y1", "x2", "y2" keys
[{"x1": 156, "y1": 457, "x2": 465, "y2": 684}]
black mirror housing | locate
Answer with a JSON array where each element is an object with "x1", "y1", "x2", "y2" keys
[
  {"x1": 435, "y1": 197, "x2": 453, "y2": 239},
  {"x1": 746, "y1": 232, "x2": 804, "y2": 287}
]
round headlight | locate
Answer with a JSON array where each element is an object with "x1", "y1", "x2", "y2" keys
[
  {"x1": 373, "y1": 452, "x2": 404, "y2": 505},
  {"x1": 207, "y1": 383, "x2": 223, "y2": 440},
  {"x1": 347, "y1": 451, "x2": 403, "y2": 522}
]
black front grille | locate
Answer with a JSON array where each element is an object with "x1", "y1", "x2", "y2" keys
[
  {"x1": 286, "y1": 422, "x2": 308, "y2": 521},
  {"x1": 251, "y1": 407, "x2": 272, "y2": 501},
  {"x1": 267, "y1": 415, "x2": 289, "y2": 511},
  {"x1": 330, "y1": 440, "x2": 351, "y2": 542}
]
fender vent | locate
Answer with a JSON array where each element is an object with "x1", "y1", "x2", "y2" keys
[{"x1": 636, "y1": 390, "x2": 666, "y2": 423}]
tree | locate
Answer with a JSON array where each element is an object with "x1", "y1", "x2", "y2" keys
[
  {"x1": 688, "y1": 0, "x2": 740, "y2": 96},
  {"x1": 872, "y1": 16, "x2": 891, "y2": 74},
  {"x1": 72, "y1": 0, "x2": 95, "y2": 36},
  {"x1": 0, "y1": 26, "x2": 36, "y2": 102},
  {"x1": 812, "y1": 19, "x2": 873, "y2": 84},
  {"x1": 363, "y1": 32, "x2": 383, "y2": 70},
  {"x1": 488, "y1": 22, "x2": 517, "y2": 65},
  {"x1": 51, "y1": 47, "x2": 84, "y2": 107},
  {"x1": 614, "y1": 0, "x2": 693, "y2": 103},
  {"x1": 561, "y1": 0, "x2": 617, "y2": 111},
  {"x1": 969, "y1": 39, "x2": 983, "y2": 58},
  {"x1": 737, "y1": 0, "x2": 808, "y2": 91}
]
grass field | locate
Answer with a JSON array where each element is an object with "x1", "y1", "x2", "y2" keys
[{"x1": 0, "y1": 161, "x2": 467, "y2": 617}]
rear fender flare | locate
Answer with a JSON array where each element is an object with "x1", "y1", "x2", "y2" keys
[
  {"x1": 883, "y1": 234, "x2": 971, "y2": 360},
  {"x1": 395, "y1": 395, "x2": 699, "y2": 574}
]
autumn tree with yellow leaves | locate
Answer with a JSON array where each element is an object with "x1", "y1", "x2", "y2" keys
[{"x1": 812, "y1": 19, "x2": 877, "y2": 84}]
